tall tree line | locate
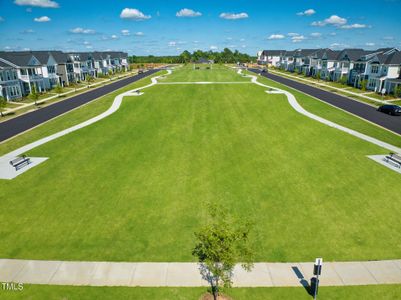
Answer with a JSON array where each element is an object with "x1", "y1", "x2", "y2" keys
[{"x1": 129, "y1": 48, "x2": 255, "y2": 64}]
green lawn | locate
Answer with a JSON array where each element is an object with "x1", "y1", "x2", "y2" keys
[
  {"x1": 0, "y1": 66, "x2": 400, "y2": 263},
  {"x1": 1, "y1": 285, "x2": 401, "y2": 300}
]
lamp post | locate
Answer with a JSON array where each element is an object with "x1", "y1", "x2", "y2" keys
[{"x1": 312, "y1": 258, "x2": 323, "y2": 300}]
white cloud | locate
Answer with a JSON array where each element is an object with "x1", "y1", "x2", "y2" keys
[
  {"x1": 83, "y1": 41, "x2": 90, "y2": 45},
  {"x1": 120, "y1": 8, "x2": 151, "y2": 20},
  {"x1": 210, "y1": 45, "x2": 218, "y2": 50},
  {"x1": 310, "y1": 32, "x2": 322, "y2": 37},
  {"x1": 292, "y1": 35, "x2": 306, "y2": 43},
  {"x1": 111, "y1": 34, "x2": 118, "y2": 40},
  {"x1": 0, "y1": 17, "x2": 4, "y2": 22},
  {"x1": 329, "y1": 32, "x2": 337, "y2": 36},
  {"x1": 365, "y1": 42, "x2": 375, "y2": 46},
  {"x1": 168, "y1": 41, "x2": 177, "y2": 47},
  {"x1": 135, "y1": 31, "x2": 144, "y2": 36},
  {"x1": 383, "y1": 36, "x2": 394, "y2": 40},
  {"x1": 14, "y1": 0, "x2": 59, "y2": 8},
  {"x1": 287, "y1": 32, "x2": 299, "y2": 37},
  {"x1": 297, "y1": 9, "x2": 316, "y2": 16},
  {"x1": 121, "y1": 29, "x2": 130, "y2": 36},
  {"x1": 340, "y1": 23, "x2": 369, "y2": 29},
  {"x1": 240, "y1": 38, "x2": 245, "y2": 42},
  {"x1": 330, "y1": 42, "x2": 350, "y2": 49},
  {"x1": 176, "y1": 8, "x2": 202, "y2": 17},
  {"x1": 267, "y1": 34, "x2": 285, "y2": 40},
  {"x1": 70, "y1": 27, "x2": 95, "y2": 34},
  {"x1": 85, "y1": 45, "x2": 93, "y2": 49},
  {"x1": 311, "y1": 15, "x2": 347, "y2": 27},
  {"x1": 34, "y1": 16, "x2": 50, "y2": 22},
  {"x1": 219, "y1": 12, "x2": 248, "y2": 20}
]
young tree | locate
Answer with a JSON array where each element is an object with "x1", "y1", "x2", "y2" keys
[
  {"x1": 340, "y1": 75, "x2": 347, "y2": 86},
  {"x1": 0, "y1": 96, "x2": 7, "y2": 117},
  {"x1": 108, "y1": 69, "x2": 113, "y2": 80},
  {"x1": 29, "y1": 84, "x2": 39, "y2": 106},
  {"x1": 360, "y1": 79, "x2": 367, "y2": 91},
  {"x1": 394, "y1": 85, "x2": 401, "y2": 98},
  {"x1": 316, "y1": 71, "x2": 321, "y2": 81},
  {"x1": 193, "y1": 203, "x2": 254, "y2": 300},
  {"x1": 54, "y1": 84, "x2": 63, "y2": 96},
  {"x1": 86, "y1": 75, "x2": 94, "y2": 87}
]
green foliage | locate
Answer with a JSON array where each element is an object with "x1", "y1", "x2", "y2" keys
[
  {"x1": 54, "y1": 84, "x2": 63, "y2": 95},
  {"x1": 394, "y1": 85, "x2": 401, "y2": 97},
  {"x1": 0, "y1": 96, "x2": 6, "y2": 117},
  {"x1": 86, "y1": 75, "x2": 94, "y2": 86},
  {"x1": 316, "y1": 71, "x2": 321, "y2": 81},
  {"x1": 360, "y1": 79, "x2": 367, "y2": 91},
  {"x1": 193, "y1": 203, "x2": 254, "y2": 299},
  {"x1": 339, "y1": 75, "x2": 348, "y2": 86},
  {"x1": 129, "y1": 48, "x2": 255, "y2": 64},
  {"x1": 29, "y1": 84, "x2": 39, "y2": 105}
]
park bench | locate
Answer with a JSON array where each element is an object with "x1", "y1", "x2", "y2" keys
[
  {"x1": 384, "y1": 153, "x2": 401, "y2": 168},
  {"x1": 9, "y1": 155, "x2": 31, "y2": 171}
]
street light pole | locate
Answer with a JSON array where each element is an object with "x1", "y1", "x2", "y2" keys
[{"x1": 313, "y1": 258, "x2": 323, "y2": 300}]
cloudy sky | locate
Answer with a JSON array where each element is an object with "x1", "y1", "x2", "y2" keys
[{"x1": 0, "y1": 0, "x2": 400, "y2": 55}]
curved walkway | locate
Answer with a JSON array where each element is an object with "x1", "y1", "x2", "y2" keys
[
  {"x1": 1, "y1": 67, "x2": 401, "y2": 287},
  {"x1": 249, "y1": 68, "x2": 401, "y2": 135},
  {"x1": 240, "y1": 69, "x2": 401, "y2": 154},
  {"x1": 0, "y1": 69, "x2": 160, "y2": 143},
  {"x1": 1, "y1": 70, "x2": 171, "y2": 160},
  {"x1": 1, "y1": 259, "x2": 400, "y2": 287}
]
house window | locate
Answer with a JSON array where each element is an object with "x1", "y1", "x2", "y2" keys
[
  {"x1": 47, "y1": 65, "x2": 55, "y2": 74},
  {"x1": 371, "y1": 65, "x2": 379, "y2": 73}
]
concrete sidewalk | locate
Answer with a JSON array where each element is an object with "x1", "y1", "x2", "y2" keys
[{"x1": 1, "y1": 259, "x2": 400, "y2": 287}]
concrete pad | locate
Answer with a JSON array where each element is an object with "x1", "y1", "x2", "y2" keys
[
  {"x1": 0, "y1": 157, "x2": 48, "y2": 180},
  {"x1": 362, "y1": 261, "x2": 401, "y2": 284},
  {"x1": 332, "y1": 262, "x2": 377, "y2": 285},
  {"x1": 232, "y1": 263, "x2": 273, "y2": 287},
  {"x1": 50, "y1": 261, "x2": 96, "y2": 285},
  {"x1": 0, "y1": 259, "x2": 28, "y2": 282},
  {"x1": 165, "y1": 263, "x2": 204, "y2": 287},
  {"x1": 90, "y1": 262, "x2": 136, "y2": 286},
  {"x1": 14, "y1": 260, "x2": 61, "y2": 284},
  {"x1": 266, "y1": 263, "x2": 302, "y2": 286},
  {"x1": 299, "y1": 263, "x2": 344, "y2": 286},
  {"x1": 131, "y1": 263, "x2": 168, "y2": 286},
  {"x1": 367, "y1": 155, "x2": 401, "y2": 174}
]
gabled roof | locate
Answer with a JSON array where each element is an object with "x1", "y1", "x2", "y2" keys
[
  {"x1": 0, "y1": 51, "x2": 41, "y2": 67},
  {"x1": 262, "y1": 50, "x2": 286, "y2": 56},
  {"x1": 383, "y1": 51, "x2": 401, "y2": 65},
  {"x1": 337, "y1": 49, "x2": 374, "y2": 61},
  {"x1": 50, "y1": 51, "x2": 71, "y2": 64}
]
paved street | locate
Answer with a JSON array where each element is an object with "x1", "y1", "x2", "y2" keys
[
  {"x1": 0, "y1": 70, "x2": 159, "y2": 143},
  {"x1": 249, "y1": 69, "x2": 401, "y2": 135}
]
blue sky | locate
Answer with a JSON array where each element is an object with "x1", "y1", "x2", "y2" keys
[{"x1": 0, "y1": 0, "x2": 400, "y2": 55}]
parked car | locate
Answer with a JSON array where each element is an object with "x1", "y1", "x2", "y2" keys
[
  {"x1": 377, "y1": 105, "x2": 401, "y2": 116},
  {"x1": 138, "y1": 69, "x2": 144, "y2": 74}
]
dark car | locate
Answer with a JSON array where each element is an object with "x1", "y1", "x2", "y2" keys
[
  {"x1": 377, "y1": 105, "x2": 401, "y2": 116},
  {"x1": 138, "y1": 69, "x2": 144, "y2": 74}
]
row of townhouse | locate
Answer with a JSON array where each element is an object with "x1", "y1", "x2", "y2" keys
[
  {"x1": 257, "y1": 48, "x2": 401, "y2": 95},
  {"x1": 0, "y1": 51, "x2": 129, "y2": 101}
]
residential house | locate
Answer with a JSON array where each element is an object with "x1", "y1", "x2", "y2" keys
[
  {"x1": 0, "y1": 51, "x2": 47, "y2": 96},
  {"x1": 257, "y1": 50, "x2": 285, "y2": 67},
  {"x1": 0, "y1": 60, "x2": 23, "y2": 101}
]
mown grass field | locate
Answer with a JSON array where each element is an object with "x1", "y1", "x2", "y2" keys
[
  {"x1": 0, "y1": 65, "x2": 400, "y2": 263},
  {"x1": 1, "y1": 284, "x2": 401, "y2": 300}
]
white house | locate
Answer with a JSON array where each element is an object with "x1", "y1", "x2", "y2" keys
[
  {"x1": 257, "y1": 50, "x2": 285, "y2": 67},
  {"x1": 0, "y1": 60, "x2": 23, "y2": 101}
]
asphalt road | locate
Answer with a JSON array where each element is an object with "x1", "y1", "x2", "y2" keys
[
  {"x1": 0, "y1": 69, "x2": 159, "y2": 143},
  {"x1": 249, "y1": 69, "x2": 401, "y2": 135}
]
